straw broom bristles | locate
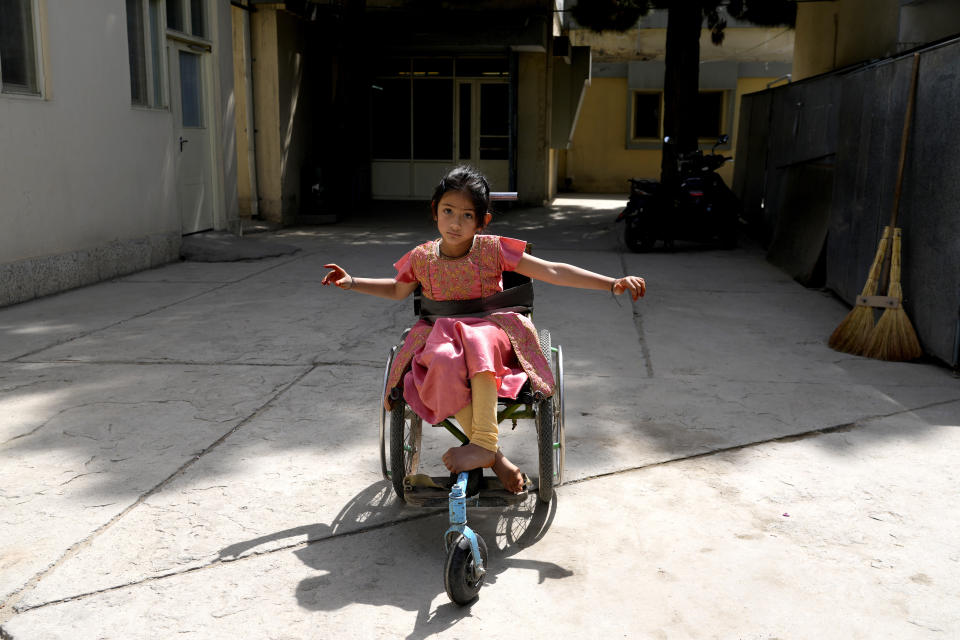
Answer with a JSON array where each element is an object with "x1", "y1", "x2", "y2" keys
[
  {"x1": 828, "y1": 227, "x2": 890, "y2": 354},
  {"x1": 863, "y1": 228, "x2": 922, "y2": 360}
]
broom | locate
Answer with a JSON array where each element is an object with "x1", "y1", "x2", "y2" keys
[
  {"x1": 828, "y1": 227, "x2": 890, "y2": 354},
  {"x1": 862, "y1": 53, "x2": 924, "y2": 361},
  {"x1": 829, "y1": 52, "x2": 923, "y2": 359},
  {"x1": 863, "y1": 227, "x2": 922, "y2": 360}
]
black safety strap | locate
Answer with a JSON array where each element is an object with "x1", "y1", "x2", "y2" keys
[{"x1": 418, "y1": 282, "x2": 534, "y2": 321}]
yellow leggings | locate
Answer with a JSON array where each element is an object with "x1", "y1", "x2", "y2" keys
[{"x1": 453, "y1": 372, "x2": 499, "y2": 452}]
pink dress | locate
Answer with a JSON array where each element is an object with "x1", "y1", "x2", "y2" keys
[{"x1": 385, "y1": 234, "x2": 555, "y2": 424}]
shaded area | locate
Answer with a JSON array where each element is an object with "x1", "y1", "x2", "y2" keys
[
  {"x1": 216, "y1": 480, "x2": 566, "y2": 638},
  {"x1": 179, "y1": 231, "x2": 300, "y2": 262}
]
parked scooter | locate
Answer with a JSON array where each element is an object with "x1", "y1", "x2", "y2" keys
[{"x1": 617, "y1": 135, "x2": 739, "y2": 252}]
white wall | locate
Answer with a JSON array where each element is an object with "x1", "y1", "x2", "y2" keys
[
  {"x1": 0, "y1": 0, "x2": 237, "y2": 306},
  {"x1": 0, "y1": 0, "x2": 177, "y2": 263}
]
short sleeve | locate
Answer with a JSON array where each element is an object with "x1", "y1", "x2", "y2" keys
[
  {"x1": 393, "y1": 248, "x2": 418, "y2": 283},
  {"x1": 498, "y1": 236, "x2": 527, "y2": 271}
]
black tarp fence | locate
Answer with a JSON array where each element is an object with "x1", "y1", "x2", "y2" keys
[{"x1": 734, "y1": 37, "x2": 960, "y2": 367}]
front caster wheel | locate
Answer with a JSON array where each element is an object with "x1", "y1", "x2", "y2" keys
[{"x1": 444, "y1": 534, "x2": 488, "y2": 605}]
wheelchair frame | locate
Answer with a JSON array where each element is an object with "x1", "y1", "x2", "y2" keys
[{"x1": 375, "y1": 267, "x2": 565, "y2": 604}]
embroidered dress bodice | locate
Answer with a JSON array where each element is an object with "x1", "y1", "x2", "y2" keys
[{"x1": 385, "y1": 234, "x2": 555, "y2": 424}]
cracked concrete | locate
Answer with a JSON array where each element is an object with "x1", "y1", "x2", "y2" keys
[{"x1": 1, "y1": 196, "x2": 958, "y2": 638}]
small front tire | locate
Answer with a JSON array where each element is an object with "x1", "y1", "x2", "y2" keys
[{"x1": 444, "y1": 534, "x2": 488, "y2": 605}]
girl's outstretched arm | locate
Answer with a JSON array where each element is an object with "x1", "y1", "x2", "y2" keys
[
  {"x1": 514, "y1": 254, "x2": 646, "y2": 301},
  {"x1": 322, "y1": 263, "x2": 418, "y2": 300}
]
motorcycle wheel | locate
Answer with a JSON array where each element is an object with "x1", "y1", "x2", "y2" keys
[
  {"x1": 720, "y1": 227, "x2": 737, "y2": 249},
  {"x1": 624, "y1": 216, "x2": 655, "y2": 253}
]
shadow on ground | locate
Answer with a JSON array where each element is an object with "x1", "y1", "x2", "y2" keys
[{"x1": 217, "y1": 480, "x2": 569, "y2": 640}]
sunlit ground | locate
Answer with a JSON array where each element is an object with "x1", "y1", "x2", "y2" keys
[{"x1": 549, "y1": 194, "x2": 624, "y2": 211}]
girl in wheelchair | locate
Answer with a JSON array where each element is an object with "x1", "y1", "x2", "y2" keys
[{"x1": 323, "y1": 166, "x2": 645, "y2": 493}]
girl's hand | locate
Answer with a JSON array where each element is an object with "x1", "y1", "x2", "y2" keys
[
  {"x1": 613, "y1": 276, "x2": 646, "y2": 301},
  {"x1": 322, "y1": 263, "x2": 353, "y2": 290}
]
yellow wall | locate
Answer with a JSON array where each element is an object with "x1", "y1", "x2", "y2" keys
[
  {"x1": 564, "y1": 76, "x2": 779, "y2": 193},
  {"x1": 837, "y1": 0, "x2": 899, "y2": 68},
  {"x1": 246, "y1": 6, "x2": 313, "y2": 224},
  {"x1": 794, "y1": 0, "x2": 899, "y2": 80},
  {"x1": 517, "y1": 52, "x2": 553, "y2": 206},
  {"x1": 231, "y1": 6, "x2": 254, "y2": 218},
  {"x1": 250, "y1": 8, "x2": 283, "y2": 222},
  {"x1": 793, "y1": 3, "x2": 838, "y2": 80},
  {"x1": 565, "y1": 78, "x2": 659, "y2": 193}
]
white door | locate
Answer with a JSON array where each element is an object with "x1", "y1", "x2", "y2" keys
[{"x1": 169, "y1": 41, "x2": 214, "y2": 233}]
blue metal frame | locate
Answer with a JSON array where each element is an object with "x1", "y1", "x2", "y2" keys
[{"x1": 444, "y1": 471, "x2": 485, "y2": 578}]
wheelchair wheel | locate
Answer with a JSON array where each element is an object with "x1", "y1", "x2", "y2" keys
[
  {"x1": 536, "y1": 330, "x2": 564, "y2": 503},
  {"x1": 378, "y1": 347, "x2": 398, "y2": 482},
  {"x1": 444, "y1": 533, "x2": 488, "y2": 605},
  {"x1": 390, "y1": 398, "x2": 422, "y2": 501}
]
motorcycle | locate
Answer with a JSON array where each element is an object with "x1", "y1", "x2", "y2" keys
[{"x1": 617, "y1": 135, "x2": 740, "y2": 252}]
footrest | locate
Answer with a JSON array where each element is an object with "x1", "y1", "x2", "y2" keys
[{"x1": 403, "y1": 474, "x2": 532, "y2": 508}]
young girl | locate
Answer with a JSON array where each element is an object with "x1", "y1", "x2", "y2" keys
[{"x1": 323, "y1": 166, "x2": 646, "y2": 493}]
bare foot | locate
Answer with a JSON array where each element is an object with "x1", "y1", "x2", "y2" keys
[
  {"x1": 492, "y1": 450, "x2": 525, "y2": 494},
  {"x1": 442, "y1": 443, "x2": 496, "y2": 473}
]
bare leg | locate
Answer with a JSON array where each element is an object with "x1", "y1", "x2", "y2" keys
[
  {"x1": 492, "y1": 450, "x2": 525, "y2": 493},
  {"x1": 442, "y1": 373, "x2": 523, "y2": 493}
]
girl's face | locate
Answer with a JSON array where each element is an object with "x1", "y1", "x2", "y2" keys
[{"x1": 433, "y1": 189, "x2": 490, "y2": 255}]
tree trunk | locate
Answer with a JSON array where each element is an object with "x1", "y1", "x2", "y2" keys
[{"x1": 661, "y1": 3, "x2": 703, "y2": 189}]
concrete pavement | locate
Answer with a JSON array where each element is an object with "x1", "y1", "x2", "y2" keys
[{"x1": 1, "y1": 195, "x2": 958, "y2": 639}]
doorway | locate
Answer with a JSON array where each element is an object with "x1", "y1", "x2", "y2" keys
[
  {"x1": 369, "y1": 57, "x2": 512, "y2": 199},
  {"x1": 168, "y1": 40, "x2": 214, "y2": 233},
  {"x1": 456, "y1": 80, "x2": 510, "y2": 195}
]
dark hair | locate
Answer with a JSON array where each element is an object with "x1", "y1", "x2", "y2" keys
[{"x1": 430, "y1": 165, "x2": 491, "y2": 229}]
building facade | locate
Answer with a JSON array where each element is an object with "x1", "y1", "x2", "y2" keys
[
  {"x1": 232, "y1": 0, "x2": 589, "y2": 222},
  {"x1": 0, "y1": 0, "x2": 238, "y2": 307},
  {"x1": 562, "y1": 7, "x2": 794, "y2": 193}
]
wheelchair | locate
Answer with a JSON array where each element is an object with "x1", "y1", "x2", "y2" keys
[{"x1": 377, "y1": 264, "x2": 565, "y2": 605}]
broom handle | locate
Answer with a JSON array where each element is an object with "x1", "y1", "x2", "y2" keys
[
  {"x1": 890, "y1": 228, "x2": 902, "y2": 285},
  {"x1": 859, "y1": 226, "x2": 892, "y2": 297},
  {"x1": 890, "y1": 53, "x2": 921, "y2": 228}
]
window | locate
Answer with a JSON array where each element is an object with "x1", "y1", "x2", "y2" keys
[
  {"x1": 412, "y1": 79, "x2": 453, "y2": 160},
  {"x1": 632, "y1": 92, "x2": 662, "y2": 140},
  {"x1": 479, "y1": 84, "x2": 508, "y2": 159},
  {"x1": 694, "y1": 91, "x2": 724, "y2": 139},
  {"x1": 631, "y1": 90, "x2": 727, "y2": 141},
  {"x1": 458, "y1": 83, "x2": 471, "y2": 160},
  {"x1": 166, "y1": 0, "x2": 207, "y2": 38},
  {"x1": 371, "y1": 79, "x2": 411, "y2": 159},
  {"x1": 0, "y1": 0, "x2": 40, "y2": 95},
  {"x1": 370, "y1": 56, "x2": 509, "y2": 162},
  {"x1": 126, "y1": 0, "x2": 165, "y2": 107},
  {"x1": 456, "y1": 58, "x2": 509, "y2": 78},
  {"x1": 178, "y1": 51, "x2": 203, "y2": 127}
]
